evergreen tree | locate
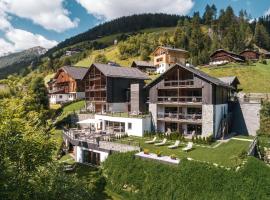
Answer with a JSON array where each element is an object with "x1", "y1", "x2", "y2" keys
[
  {"x1": 62, "y1": 57, "x2": 71, "y2": 66},
  {"x1": 94, "y1": 54, "x2": 108, "y2": 64},
  {"x1": 254, "y1": 23, "x2": 270, "y2": 50},
  {"x1": 30, "y1": 76, "x2": 49, "y2": 110}
]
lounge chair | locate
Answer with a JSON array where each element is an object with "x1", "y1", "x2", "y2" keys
[
  {"x1": 155, "y1": 138, "x2": 167, "y2": 146},
  {"x1": 145, "y1": 137, "x2": 157, "y2": 144},
  {"x1": 168, "y1": 140, "x2": 180, "y2": 149},
  {"x1": 182, "y1": 142, "x2": 193, "y2": 152}
]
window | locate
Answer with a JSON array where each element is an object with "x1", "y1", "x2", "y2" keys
[
  {"x1": 128, "y1": 123, "x2": 132, "y2": 130},
  {"x1": 59, "y1": 95, "x2": 62, "y2": 99}
]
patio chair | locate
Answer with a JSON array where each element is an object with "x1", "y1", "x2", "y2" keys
[
  {"x1": 155, "y1": 138, "x2": 167, "y2": 146},
  {"x1": 182, "y1": 142, "x2": 193, "y2": 152},
  {"x1": 145, "y1": 137, "x2": 157, "y2": 144},
  {"x1": 168, "y1": 140, "x2": 180, "y2": 149}
]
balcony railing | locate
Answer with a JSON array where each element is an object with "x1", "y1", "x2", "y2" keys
[
  {"x1": 157, "y1": 96, "x2": 202, "y2": 104},
  {"x1": 164, "y1": 79, "x2": 194, "y2": 87},
  {"x1": 157, "y1": 113, "x2": 202, "y2": 121},
  {"x1": 87, "y1": 97, "x2": 106, "y2": 102},
  {"x1": 85, "y1": 85, "x2": 106, "y2": 91}
]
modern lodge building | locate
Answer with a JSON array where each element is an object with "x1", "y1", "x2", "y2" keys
[{"x1": 146, "y1": 64, "x2": 233, "y2": 138}]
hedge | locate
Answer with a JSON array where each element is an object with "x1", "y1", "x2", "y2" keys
[{"x1": 103, "y1": 152, "x2": 270, "y2": 200}]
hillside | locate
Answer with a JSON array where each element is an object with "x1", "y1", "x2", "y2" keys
[
  {"x1": 0, "y1": 46, "x2": 46, "y2": 79},
  {"x1": 46, "y1": 14, "x2": 185, "y2": 56},
  {"x1": 201, "y1": 62, "x2": 270, "y2": 93}
]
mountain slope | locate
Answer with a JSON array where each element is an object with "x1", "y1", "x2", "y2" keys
[
  {"x1": 46, "y1": 14, "x2": 186, "y2": 56},
  {"x1": 0, "y1": 46, "x2": 46, "y2": 79}
]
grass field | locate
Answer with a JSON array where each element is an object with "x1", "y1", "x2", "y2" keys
[
  {"x1": 56, "y1": 100, "x2": 86, "y2": 123},
  {"x1": 201, "y1": 61, "x2": 270, "y2": 93},
  {"x1": 75, "y1": 46, "x2": 139, "y2": 67},
  {"x1": 118, "y1": 136, "x2": 251, "y2": 167}
]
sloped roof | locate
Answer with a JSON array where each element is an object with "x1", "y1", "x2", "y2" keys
[
  {"x1": 210, "y1": 49, "x2": 245, "y2": 61},
  {"x1": 145, "y1": 63, "x2": 232, "y2": 89},
  {"x1": 152, "y1": 46, "x2": 189, "y2": 55},
  {"x1": 132, "y1": 60, "x2": 155, "y2": 68},
  {"x1": 60, "y1": 66, "x2": 88, "y2": 80},
  {"x1": 91, "y1": 63, "x2": 149, "y2": 80},
  {"x1": 218, "y1": 76, "x2": 240, "y2": 85}
]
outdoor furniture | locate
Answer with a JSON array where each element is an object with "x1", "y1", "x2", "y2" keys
[
  {"x1": 155, "y1": 138, "x2": 167, "y2": 146},
  {"x1": 145, "y1": 137, "x2": 157, "y2": 144},
  {"x1": 165, "y1": 128, "x2": 172, "y2": 136},
  {"x1": 168, "y1": 140, "x2": 180, "y2": 149},
  {"x1": 182, "y1": 142, "x2": 193, "y2": 152}
]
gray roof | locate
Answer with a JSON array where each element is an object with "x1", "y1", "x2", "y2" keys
[
  {"x1": 132, "y1": 60, "x2": 154, "y2": 67},
  {"x1": 62, "y1": 66, "x2": 88, "y2": 80},
  {"x1": 146, "y1": 63, "x2": 231, "y2": 88},
  {"x1": 92, "y1": 63, "x2": 149, "y2": 80},
  {"x1": 218, "y1": 76, "x2": 240, "y2": 85},
  {"x1": 162, "y1": 46, "x2": 188, "y2": 53}
]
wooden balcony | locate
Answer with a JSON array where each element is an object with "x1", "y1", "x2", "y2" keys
[
  {"x1": 157, "y1": 96, "x2": 202, "y2": 105},
  {"x1": 157, "y1": 113, "x2": 202, "y2": 124},
  {"x1": 161, "y1": 79, "x2": 196, "y2": 88},
  {"x1": 87, "y1": 97, "x2": 106, "y2": 102},
  {"x1": 85, "y1": 85, "x2": 106, "y2": 92}
]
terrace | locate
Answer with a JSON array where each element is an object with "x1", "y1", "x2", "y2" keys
[
  {"x1": 157, "y1": 96, "x2": 203, "y2": 105},
  {"x1": 63, "y1": 129, "x2": 140, "y2": 153},
  {"x1": 157, "y1": 112, "x2": 202, "y2": 123}
]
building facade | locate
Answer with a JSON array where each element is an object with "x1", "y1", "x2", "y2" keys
[
  {"x1": 153, "y1": 46, "x2": 189, "y2": 73},
  {"x1": 48, "y1": 66, "x2": 88, "y2": 104},
  {"x1": 240, "y1": 50, "x2": 260, "y2": 61},
  {"x1": 84, "y1": 63, "x2": 151, "y2": 136},
  {"x1": 146, "y1": 64, "x2": 233, "y2": 138},
  {"x1": 210, "y1": 49, "x2": 245, "y2": 65}
]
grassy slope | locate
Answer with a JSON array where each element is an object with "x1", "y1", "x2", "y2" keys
[
  {"x1": 75, "y1": 27, "x2": 176, "y2": 68},
  {"x1": 56, "y1": 100, "x2": 85, "y2": 123},
  {"x1": 75, "y1": 46, "x2": 139, "y2": 67},
  {"x1": 201, "y1": 61, "x2": 270, "y2": 93}
]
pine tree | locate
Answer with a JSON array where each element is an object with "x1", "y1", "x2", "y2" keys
[{"x1": 254, "y1": 23, "x2": 270, "y2": 50}]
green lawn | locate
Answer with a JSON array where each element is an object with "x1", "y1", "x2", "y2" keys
[
  {"x1": 118, "y1": 136, "x2": 251, "y2": 167},
  {"x1": 201, "y1": 61, "x2": 270, "y2": 93},
  {"x1": 75, "y1": 46, "x2": 140, "y2": 67},
  {"x1": 56, "y1": 100, "x2": 86, "y2": 123}
]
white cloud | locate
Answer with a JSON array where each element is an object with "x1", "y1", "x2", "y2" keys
[
  {"x1": 0, "y1": 0, "x2": 59, "y2": 56},
  {"x1": 0, "y1": 29, "x2": 58, "y2": 56},
  {"x1": 1, "y1": 0, "x2": 78, "y2": 32},
  {"x1": 0, "y1": 38, "x2": 14, "y2": 55},
  {"x1": 264, "y1": 8, "x2": 270, "y2": 16},
  {"x1": 76, "y1": 0, "x2": 195, "y2": 20},
  {"x1": 5, "y1": 29, "x2": 58, "y2": 51}
]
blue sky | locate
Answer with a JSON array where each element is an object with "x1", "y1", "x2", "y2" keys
[{"x1": 0, "y1": 0, "x2": 270, "y2": 56}]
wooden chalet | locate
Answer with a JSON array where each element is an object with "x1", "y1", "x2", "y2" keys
[
  {"x1": 146, "y1": 64, "x2": 233, "y2": 138},
  {"x1": 240, "y1": 50, "x2": 260, "y2": 61},
  {"x1": 48, "y1": 66, "x2": 88, "y2": 104},
  {"x1": 131, "y1": 61, "x2": 155, "y2": 73},
  {"x1": 210, "y1": 49, "x2": 245, "y2": 65},
  {"x1": 152, "y1": 46, "x2": 189, "y2": 73},
  {"x1": 84, "y1": 63, "x2": 149, "y2": 113}
]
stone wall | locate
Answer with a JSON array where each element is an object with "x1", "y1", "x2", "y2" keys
[
  {"x1": 149, "y1": 103, "x2": 157, "y2": 131},
  {"x1": 202, "y1": 105, "x2": 214, "y2": 136},
  {"x1": 231, "y1": 102, "x2": 261, "y2": 136}
]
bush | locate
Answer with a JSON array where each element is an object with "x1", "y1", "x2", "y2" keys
[
  {"x1": 156, "y1": 150, "x2": 162, "y2": 157},
  {"x1": 170, "y1": 154, "x2": 177, "y2": 160},
  {"x1": 143, "y1": 149, "x2": 149, "y2": 154}
]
